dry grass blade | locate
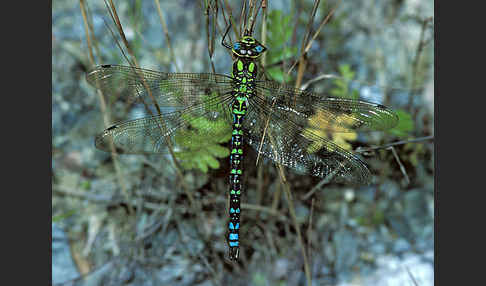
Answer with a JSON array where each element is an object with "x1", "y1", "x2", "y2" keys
[
  {"x1": 84, "y1": 3, "x2": 103, "y2": 62},
  {"x1": 302, "y1": 0, "x2": 342, "y2": 59},
  {"x1": 408, "y1": 16, "x2": 434, "y2": 111},
  {"x1": 248, "y1": 0, "x2": 264, "y2": 35},
  {"x1": 222, "y1": 0, "x2": 237, "y2": 38},
  {"x1": 204, "y1": 0, "x2": 218, "y2": 73},
  {"x1": 293, "y1": 0, "x2": 320, "y2": 88},
  {"x1": 279, "y1": 170, "x2": 312, "y2": 286},
  {"x1": 80, "y1": 0, "x2": 94, "y2": 64},
  {"x1": 79, "y1": 0, "x2": 132, "y2": 214},
  {"x1": 287, "y1": 0, "x2": 342, "y2": 86},
  {"x1": 260, "y1": 0, "x2": 268, "y2": 66},
  {"x1": 154, "y1": 0, "x2": 180, "y2": 72},
  {"x1": 239, "y1": 0, "x2": 247, "y2": 35},
  {"x1": 104, "y1": 0, "x2": 137, "y2": 66}
]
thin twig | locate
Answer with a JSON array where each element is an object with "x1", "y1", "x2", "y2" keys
[
  {"x1": 293, "y1": 0, "x2": 320, "y2": 89},
  {"x1": 287, "y1": 0, "x2": 342, "y2": 78},
  {"x1": 355, "y1": 135, "x2": 434, "y2": 153},
  {"x1": 408, "y1": 16, "x2": 434, "y2": 111},
  {"x1": 256, "y1": 97, "x2": 277, "y2": 165},
  {"x1": 299, "y1": 74, "x2": 338, "y2": 91},
  {"x1": 405, "y1": 266, "x2": 420, "y2": 286},
  {"x1": 388, "y1": 146, "x2": 410, "y2": 184}
]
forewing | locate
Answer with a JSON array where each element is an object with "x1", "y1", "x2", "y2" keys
[
  {"x1": 255, "y1": 80, "x2": 398, "y2": 133},
  {"x1": 86, "y1": 65, "x2": 234, "y2": 110}
]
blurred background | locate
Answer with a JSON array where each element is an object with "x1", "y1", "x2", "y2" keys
[{"x1": 52, "y1": 0, "x2": 434, "y2": 285}]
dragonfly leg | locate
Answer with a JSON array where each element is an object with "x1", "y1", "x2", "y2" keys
[{"x1": 221, "y1": 23, "x2": 233, "y2": 50}]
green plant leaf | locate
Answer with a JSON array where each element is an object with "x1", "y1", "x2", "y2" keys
[
  {"x1": 267, "y1": 67, "x2": 292, "y2": 83},
  {"x1": 388, "y1": 109, "x2": 414, "y2": 137},
  {"x1": 52, "y1": 209, "x2": 76, "y2": 222},
  {"x1": 266, "y1": 10, "x2": 298, "y2": 83},
  {"x1": 173, "y1": 98, "x2": 231, "y2": 173},
  {"x1": 330, "y1": 64, "x2": 359, "y2": 99}
]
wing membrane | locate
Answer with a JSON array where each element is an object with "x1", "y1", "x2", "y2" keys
[
  {"x1": 86, "y1": 65, "x2": 234, "y2": 154},
  {"x1": 86, "y1": 64, "x2": 234, "y2": 109},
  {"x1": 244, "y1": 96, "x2": 371, "y2": 184},
  {"x1": 95, "y1": 105, "x2": 233, "y2": 154},
  {"x1": 243, "y1": 79, "x2": 400, "y2": 184},
  {"x1": 255, "y1": 80, "x2": 398, "y2": 133}
]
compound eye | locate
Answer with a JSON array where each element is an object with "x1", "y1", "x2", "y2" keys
[
  {"x1": 255, "y1": 45, "x2": 263, "y2": 52},
  {"x1": 233, "y1": 43, "x2": 240, "y2": 50}
]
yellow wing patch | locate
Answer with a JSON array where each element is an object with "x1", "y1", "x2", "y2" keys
[{"x1": 303, "y1": 110, "x2": 358, "y2": 153}]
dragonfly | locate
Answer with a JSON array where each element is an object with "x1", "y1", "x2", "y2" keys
[{"x1": 86, "y1": 25, "x2": 398, "y2": 261}]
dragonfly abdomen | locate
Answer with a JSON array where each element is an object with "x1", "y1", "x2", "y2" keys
[{"x1": 227, "y1": 58, "x2": 258, "y2": 260}]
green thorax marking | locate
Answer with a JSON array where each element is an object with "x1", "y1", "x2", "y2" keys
[
  {"x1": 231, "y1": 58, "x2": 258, "y2": 119},
  {"x1": 248, "y1": 62, "x2": 255, "y2": 73}
]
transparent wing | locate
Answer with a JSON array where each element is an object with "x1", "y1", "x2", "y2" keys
[
  {"x1": 86, "y1": 65, "x2": 234, "y2": 154},
  {"x1": 86, "y1": 64, "x2": 234, "y2": 110},
  {"x1": 94, "y1": 103, "x2": 233, "y2": 154},
  {"x1": 244, "y1": 97, "x2": 371, "y2": 185},
  {"x1": 254, "y1": 80, "x2": 399, "y2": 133},
  {"x1": 243, "y1": 79, "x2": 400, "y2": 184}
]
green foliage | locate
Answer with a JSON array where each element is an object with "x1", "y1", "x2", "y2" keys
[
  {"x1": 388, "y1": 109, "x2": 414, "y2": 137},
  {"x1": 330, "y1": 64, "x2": 359, "y2": 99},
  {"x1": 52, "y1": 209, "x2": 76, "y2": 222},
  {"x1": 266, "y1": 10, "x2": 298, "y2": 83},
  {"x1": 174, "y1": 93, "x2": 231, "y2": 173},
  {"x1": 81, "y1": 180, "x2": 91, "y2": 190}
]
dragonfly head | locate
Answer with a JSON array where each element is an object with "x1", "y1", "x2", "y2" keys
[{"x1": 232, "y1": 36, "x2": 267, "y2": 59}]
